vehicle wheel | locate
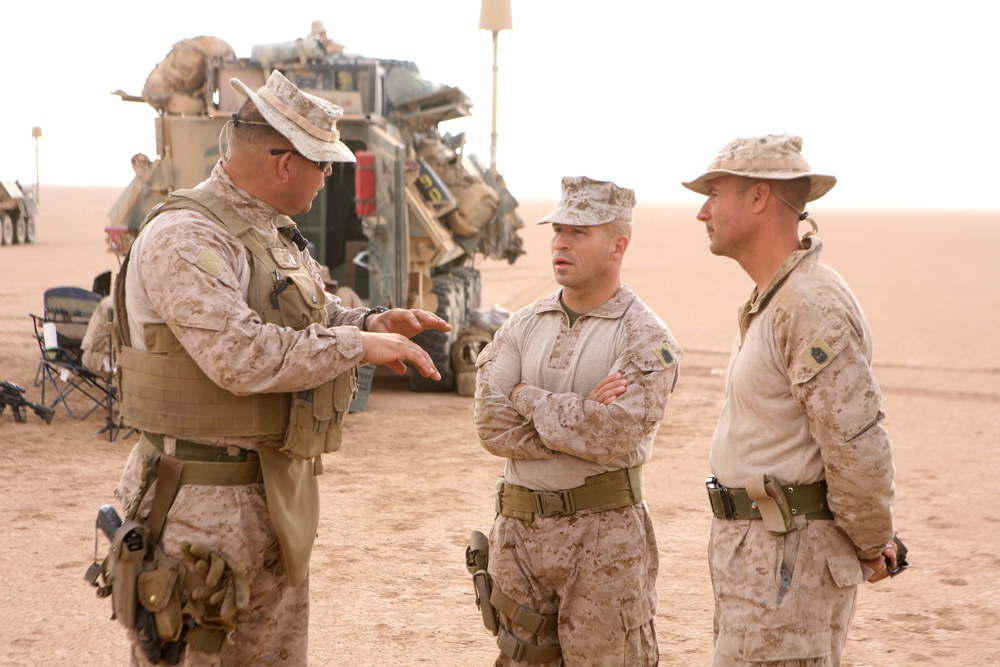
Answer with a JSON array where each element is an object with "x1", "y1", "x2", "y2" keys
[
  {"x1": 12, "y1": 213, "x2": 26, "y2": 244},
  {"x1": 24, "y1": 215, "x2": 36, "y2": 243},
  {"x1": 0, "y1": 214, "x2": 12, "y2": 245},
  {"x1": 452, "y1": 265, "x2": 482, "y2": 313},
  {"x1": 408, "y1": 274, "x2": 457, "y2": 392}
]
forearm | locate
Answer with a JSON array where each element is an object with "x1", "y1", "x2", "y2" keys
[{"x1": 818, "y1": 418, "x2": 896, "y2": 560}]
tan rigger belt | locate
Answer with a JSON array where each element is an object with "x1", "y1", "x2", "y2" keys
[
  {"x1": 706, "y1": 477, "x2": 833, "y2": 521},
  {"x1": 138, "y1": 433, "x2": 262, "y2": 486},
  {"x1": 496, "y1": 466, "x2": 644, "y2": 520}
]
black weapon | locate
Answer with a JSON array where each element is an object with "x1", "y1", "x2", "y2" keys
[{"x1": 0, "y1": 380, "x2": 54, "y2": 424}]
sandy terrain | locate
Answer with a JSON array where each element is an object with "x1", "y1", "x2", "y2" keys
[{"x1": 1, "y1": 186, "x2": 998, "y2": 666}]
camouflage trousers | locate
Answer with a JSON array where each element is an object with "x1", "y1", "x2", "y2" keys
[
  {"x1": 488, "y1": 503, "x2": 659, "y2": 666},
  {"x1": 709, "y1": 515, "x2": 866, "y2": 666},
  {"x1": 116, "y1": 444, "x2": 309, "y2": 667}
]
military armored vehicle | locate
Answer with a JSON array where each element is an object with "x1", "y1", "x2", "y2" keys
[
  {"x1": 0, "y1": 180, "x2": 38, "y2": 246},
  {"x1": 107, "y1": 31, "x2": 523, "y2": 392}
]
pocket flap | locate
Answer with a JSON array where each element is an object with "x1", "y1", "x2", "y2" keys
[
  {"x1": 826, "y1": 554, "x2": 866, "y2": 588},
  {"x1": 619, "y1": 594, "x2": 653, "y2": 631},
  {"x1": 137, "y1": 567, "x2": 178, "y2": 613}
]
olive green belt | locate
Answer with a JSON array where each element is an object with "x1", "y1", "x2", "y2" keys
[
  {"x1": 139, "y1": 433, "x2": 261, "y2": 486},
  {"x1": 706, "y1": 477, "x2": 833, "y2": 521},
  {"x1": 496, "y1": 466, "x2": 644, "y2": 520}
]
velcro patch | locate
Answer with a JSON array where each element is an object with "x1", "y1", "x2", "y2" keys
[
  {"x1": 270, "y1": 247, "x2": 300, "y2": 270},
  {"x1": 800, "y1": 337, "x2": 837, "y2": 373},
  {"x1": 195, "y1": 247, "x2": 224, "y2": 276},
  {"x1": 653, "y1": 343, "x2": 677, "y2": 369}
]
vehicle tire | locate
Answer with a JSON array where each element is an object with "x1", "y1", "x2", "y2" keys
[
  {"x1": 0, "y1": 214, "x2": 12, "y2": 245},
  {"x1": 408, "y1": 274, "x2": 458, "y2": 392},
  {"x1": 452, "y1": 265, "x2": 482, "y2": 313},
  {"x1": 24, "y1": 215, "x2": 36, "y2": 243},
  {"x1": 12, "y1": 213, "x2": 26, "y2": 244}
]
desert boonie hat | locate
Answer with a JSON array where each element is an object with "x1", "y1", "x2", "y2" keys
[
  {"x1": 230, "y1": 70, "x2": 355, "y2": 164},
  {"x1": 537, "y1": 176, "x2": 635, "y2": 226},
  {"x1": 682, "y1": 134, "x2": 836, "y2": 202}
]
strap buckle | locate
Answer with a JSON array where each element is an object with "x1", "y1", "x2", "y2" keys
[
  {"x1": 706, "y1": 476, "x2": 736, "y2": 520},
  {"x1": 532, "y1": 490, "x2": 575, "y2": 517}
]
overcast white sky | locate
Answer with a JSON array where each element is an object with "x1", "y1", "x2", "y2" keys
[{"x1": 2, "y1": 0, "x2": 998, "y2": 210}]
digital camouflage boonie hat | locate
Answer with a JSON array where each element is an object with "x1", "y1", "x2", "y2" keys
[
  {"x1": 682, "y1": 134, "x2": 836, "y2": 202},
  {"x1": 537, "y1": 176, "x2": 636, "y2": 226},
  {"x1": 230, "y1": 70, "x2": 355, "y2": 164}
]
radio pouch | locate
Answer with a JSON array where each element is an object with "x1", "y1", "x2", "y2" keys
[{"x1": 747, "y1": 475, "x2": 795, "y2": 534}]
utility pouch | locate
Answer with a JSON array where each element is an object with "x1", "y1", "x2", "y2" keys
[
  {"x1": 262, "y1": 273, "x2": 326, "y2": 329},
  {"x1": 281, "y1": 371, "x2": 356, "y2": 461},
  {"x1": 107, "y1": 520, "x2": 149, "y2": 628},
  {"x1": 137, "y1": 565, "x2": 185, "y2": 642},
  {"x1": 466, "y1": 530, "x2": 499, "y2": 636},
  {"x1": 747, "y1": 475, "x2": 795, "y2": 534}
]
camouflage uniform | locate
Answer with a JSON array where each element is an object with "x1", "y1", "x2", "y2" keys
[
  {"x1": 475, "y1": 285, "x2": 681, "y2": 666},
  {"x1": 115, "y1": 162, "x2": 367, "y2": 666},
  {"x1": 708, "y1": 235, "x2": 895, "y2": 666}
]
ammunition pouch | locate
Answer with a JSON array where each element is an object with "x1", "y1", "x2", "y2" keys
[
  {"x1": 465, "y1": 530, "x2": 561, "y2": 663},
  {"x1": 281, "y1": 370, "x2": 357, "y2": 462}
]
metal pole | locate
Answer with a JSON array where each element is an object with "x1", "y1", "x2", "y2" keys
[
  {"x1": 32, "y1": 126, "x2": 42, "y2": 204},
  {"x1": 490, "y1": 30, "x2": 499, "y2": 175}
]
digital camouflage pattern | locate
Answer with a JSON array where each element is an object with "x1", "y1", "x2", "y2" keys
[
  {"x1": 709, "y1": 235, "x2": 895, "y2": 665},
  {"x1": 536, "y1": 176, "x2": 636, "y2": 227},
  {"x1": 490, "y1": 505, "x2": 659, "y2": 666},
  {"x1": 116, "y1": 445, "x2": 308, "y2": 667},
  {"x1": 475, "y1": 285, "x2": 681, "y2": 665},
  {"x1": 116, "y1": 162, "x2": 369, "y2": 663}
]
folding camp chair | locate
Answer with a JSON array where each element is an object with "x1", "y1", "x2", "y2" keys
[{"x1": 30, "y1": 286, "x2": 112, "y2": 421}]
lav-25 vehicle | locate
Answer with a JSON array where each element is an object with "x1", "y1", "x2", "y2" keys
[
  {"x1": 107, "y1": 29, "x2": 523, "y2": 392},
  {"x1": 0, "y1": 180, "x2": 38, "y2": 246}
]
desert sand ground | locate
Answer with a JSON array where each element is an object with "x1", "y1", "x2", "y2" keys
[{"x1": 1, "y1": 186, "x2": 998, "y2": 666}]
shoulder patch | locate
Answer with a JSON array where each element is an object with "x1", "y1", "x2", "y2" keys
[
  {"x1": 653, "y1": 342, "x2": 677, "y2": 369},
  {"x1": 195, "y1": 247, "x2": 225, "y2": 277},
  {"x1": 800, "y1": 337, "x2": 838, "y2": 373}
]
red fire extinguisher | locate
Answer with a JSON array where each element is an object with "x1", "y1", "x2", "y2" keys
[{"x1": 354, "y1": 151, "x2": 376, "y2": 217}]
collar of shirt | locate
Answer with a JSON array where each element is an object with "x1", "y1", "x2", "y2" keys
[
  {"x1": 202, "y1": 161, "x2": 286, "y2": 236},
  {"x1": 534, "y1": 284, "x2": 636, "y2": 319}
]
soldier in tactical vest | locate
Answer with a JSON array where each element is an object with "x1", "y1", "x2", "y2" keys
[
  {"x1": 473, "y1": 177, "x2": 682, "y2": 665},
  {"x1": 683, "y1": 134, "x2": 902, "y2": 666},
  {"x1": 109, "y1": 70, "x2": 449, "y2": 665}
]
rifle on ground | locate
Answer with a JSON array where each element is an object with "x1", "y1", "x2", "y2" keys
[{"x1": 0, "y1": 380, "x2": 55, "y2": 424}]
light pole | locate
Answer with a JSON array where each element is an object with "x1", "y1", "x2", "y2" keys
[
  {"x1": 479, "y1": 0, "x2": 512, "y2": 176},
  {"x1": 31, "y1": 126, "x2": 42, "y2": 204}
]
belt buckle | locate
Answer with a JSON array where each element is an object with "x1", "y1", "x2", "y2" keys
[{"x1": 532, "y1": 490, "x2": 574, "y2": 517}]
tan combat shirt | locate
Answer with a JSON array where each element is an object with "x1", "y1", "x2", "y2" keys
[
  {"x1": 711, "y1": 235, "x2": 895, "y2": 559},
  {"x1": 124, "y1": 162, "x2": 368, "y2": 448},
  {"x1": 475, "y1": 285, "x2": 681, "y2": 491}
]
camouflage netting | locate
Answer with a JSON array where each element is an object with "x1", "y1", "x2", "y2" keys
[{"x1": 142, "y1": 37, "x2": 236, "y2": 114}]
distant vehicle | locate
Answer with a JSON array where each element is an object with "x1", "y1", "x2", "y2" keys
[
  {"x1": 0, "y1": 180, "x2": 38, "y2": 245},
  {"x1": 107, "y1": 31, "x2": 524, "y2": 392}
]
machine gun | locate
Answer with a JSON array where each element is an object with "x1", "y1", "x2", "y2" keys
[{"x1": 0, "y1": 380, "x2": 55, "y2": 424}]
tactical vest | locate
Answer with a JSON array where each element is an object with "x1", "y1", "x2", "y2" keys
[{"x1": 114, "y1": 188, "x2": 356, "y2": 454}]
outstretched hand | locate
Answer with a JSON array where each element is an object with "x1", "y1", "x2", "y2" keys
[
  {"x1": 360, "y1": 331, "x2": 441, "y2": 379},
  {"x1": 366, "y1": 308, "x2": 451, "y2": 338}
]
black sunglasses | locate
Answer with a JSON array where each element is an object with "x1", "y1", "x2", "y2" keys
[{"x1": 270, "y1": 148, "x2": 332, "y2": 173}]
